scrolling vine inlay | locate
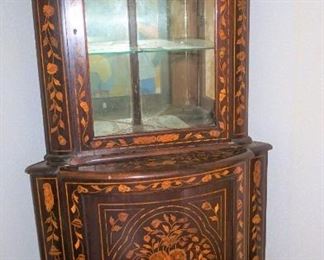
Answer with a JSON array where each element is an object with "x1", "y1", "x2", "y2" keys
[
  {"x1": 36, "y1": 178, "x2": 64, "y2": 259},
  {"x1": 217, "y1": 0, "x2": 230, "y2": 137},
  {"x1": 42, "y1": 183, "x2": 62, "y2": 259},
  {"x1": 251, "y1": 160, "x2": 263, "y2": 260},
  {"x1": 38, "y1": 0, "x2": 71, "y2": 150},
  {"x1": 234, "y1": 0, "x2": 248, "y2": 134}
]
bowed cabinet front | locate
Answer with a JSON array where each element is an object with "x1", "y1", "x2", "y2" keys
[{"x1": 29, "y1": 144, "x2": 270, "y2": 260}]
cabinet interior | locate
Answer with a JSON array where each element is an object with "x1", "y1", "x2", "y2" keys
[{"x1": 84, "y1": 0, "x2": 216, "y2": 136}]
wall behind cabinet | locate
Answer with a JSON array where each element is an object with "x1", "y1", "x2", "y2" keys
[
  {"x1": 249, "y1": 1, "x2": 324, "y2": 260},
  {"x1": 0, "y1": 1, "x2": 42, "y2": 259}
]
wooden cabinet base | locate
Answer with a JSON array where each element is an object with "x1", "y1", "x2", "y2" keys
[{"x1": 28, "y1": 142, "x2": 270, "y2": 260}]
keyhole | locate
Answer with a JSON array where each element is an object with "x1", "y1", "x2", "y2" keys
[{"x1": 73, "y1": 29, "x2": 77, "y2": 35}]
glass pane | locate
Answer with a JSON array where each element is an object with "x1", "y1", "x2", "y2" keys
[
  {"x1": 136, "y1": 0, "x2": 214, "y2": 52},
  {"x1": 85, "y1": 0, "x2": 130, "y2": 53},
  {"x1": 137, "y1": 0, "x2": 216, "y2": 131},
  {"x1": 85, "y1": 0, "x2": 216, "y2": 136},
  {"x1": 138, "y1": 50, "x2": 215, "y2": 131},
  {"x1": 85, "y1": 0, "x2": 133, "y2": 136},
  {"x1": 90, "y1": 53, "x2": 133, "y2": 136}
]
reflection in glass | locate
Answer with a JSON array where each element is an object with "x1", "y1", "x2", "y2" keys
[{"x1": 84, "y1": 0, "x2": 216, "y2": 136}]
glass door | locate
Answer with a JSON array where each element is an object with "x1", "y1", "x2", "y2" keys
[{"x1": 84, "y1": 0, "x2": 216, "y2": 137}]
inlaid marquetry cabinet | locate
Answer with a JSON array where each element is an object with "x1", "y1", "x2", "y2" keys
[{"x1": 27, "y1": 0, "x2": 271, "y2": 259}]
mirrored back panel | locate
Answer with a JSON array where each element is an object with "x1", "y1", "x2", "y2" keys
[{"x1": 84, "y1": 0, "x2": 216, "y2": 137}]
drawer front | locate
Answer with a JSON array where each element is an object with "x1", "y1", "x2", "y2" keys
[{"x1": 61, "y1": 164, "x2": 247, "y2": 260}]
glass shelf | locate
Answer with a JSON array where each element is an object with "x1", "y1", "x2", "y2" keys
[
  {"x1": 88, "y1": 41, "x2": 131, "y2": 54},
  {"x1": 88, "y1": 39, "x2": 214, "y2": 55}
]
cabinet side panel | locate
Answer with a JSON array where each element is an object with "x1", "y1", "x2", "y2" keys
[
  {"x1": 216, "y1": 0, "x2": 233, "y2": 139},
  {"x1": 249, "y1": 155, "x2": 268, "y2": 260},
  {"x1": 30, "y1": 176, "x2": 65, "y2": 260},
  {"x1": 32, "y1": 0, "x2": 72, "y2": 153},
  {"x1": 233, "y1": 0, "x2": 249, "y2": 138},
  {"x1": 30, "y1": 176, "x2": 47, "y2": 260}
]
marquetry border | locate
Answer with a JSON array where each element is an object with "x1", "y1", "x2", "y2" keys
[
  {"x1": 63, "y1": 164, "x2": 246, "y2": 260},
  {"x1": 76, "y1": 73, "x2": 91, "y2": 147},
  {"x1": 233, "y1": 0, "x2": 249, "y2": 136},
  {"x1": 89, "y1": 130, "x2": 226, "y2": 150},
  {"x1": 34, "y1": 0, "x2": 72, "y2": 152},
  {"x1": 35, "y1": 178, "x2": 65, "y2": 260},
  {"x1": 235, "y1": 165, "x2": 245, "y2": 260},
  {"x1": 216, "y1": 0, "x2": 232, "y2": 139},
  {"x1": 249, "y1": 157, "x2": 266, "y2": 260}
]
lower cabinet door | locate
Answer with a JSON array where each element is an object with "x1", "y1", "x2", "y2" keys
[{"x1": 60, "y1": 163, "x2": 248, "y2": 260}]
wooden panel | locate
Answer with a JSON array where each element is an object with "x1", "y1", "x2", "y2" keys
[
  {"x1": 31, "y1": 177, "x2": 65, "y2": 259},
  {"x1": 27, "y1": 143, "x2": 271, "y2": 260},
  {"x1": 32, "y1": 0, "x2": 72, "y2": 153},
  {"x1": 88, "y1": 187, "x2": 228, "y2": 259},
  {"x1": 62, "y1": 0, "x2": 94, "y2": 151},
  {"x1": 233, "y1": 0, "x2": 249, "y2": 137},
  {"x1": 61, "y1": 164, "x2": 247, "y2": 260},
  {"x1": 215, "y1": 0, "x2": 233, "y2": 139},
  {"x1": 249, "y1": 156, "x2": 267, "y2": 260}
]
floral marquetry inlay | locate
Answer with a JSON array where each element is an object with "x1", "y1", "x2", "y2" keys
[
  {"x1": 36, "y1": 178, "x2": 64, "y2": 259},
  {"x1": 250, "y1": 160, "x2": 264, "y2": 260},
  {"x1": 64, "y1": 165, "x2": 246, "y2": 260},
  {"x1": 234, "y1": 0, "x2": 249, "y2": 134},
  {"x1": 77, "y1": 74, "x2": 91, "y2": 146},
  {"x1": 216, "y1": 0, "x2": 231, "y2": 137},
  {"x1": 42, "y1": 183, "x2": 62, "y2": 258},
  {"x1": 90, "y1": 130, "x2": 224, "y2": 150},
  {"x1": 201, "y1": 201, "x2": 221, "y2": 224},
  {"x1": 234, "y1": 166, "x2": 245, "y2": 260},
  {"x1": 37, "y1": 0, "x2": 71, "y2": 151},
  {"x1": 126, "y1": 213, "x2": 217, "y2": 260}
]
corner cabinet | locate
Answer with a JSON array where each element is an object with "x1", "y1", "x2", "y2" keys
[{"x1": 27, "y1": 0, "x2": 271, "y2": 260}]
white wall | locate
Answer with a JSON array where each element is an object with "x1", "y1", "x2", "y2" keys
[
  {"x1": 0, "y1": 1, "x2": 43, "y2": 259},
  {"x1": 249, "y1": 0, "x2": 324, "y2": 260},
  {"x1": 0, "y1": 0, "x2": 323, "y2": 260}
]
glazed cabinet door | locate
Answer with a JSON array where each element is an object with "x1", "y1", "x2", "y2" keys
[
  {"x1": 83, "y1": 0, "x2": 217, "y2": 136},
  {"x1": 59, "y1": 0, "x2": 234, "y2": 153},
  {"x1": 59, "y1": 164, "x2": 248, "y2": 260}
]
